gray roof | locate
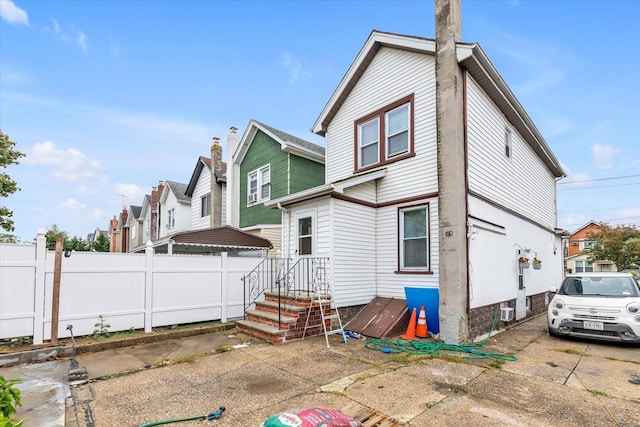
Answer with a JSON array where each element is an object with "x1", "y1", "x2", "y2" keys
[
  {"x1": 253, "y1": 120, "x2": 325, "y2": 156},
  {"x1": 165, "y1": 180, "x2": 190, "y2": 202},
  {"x1": 130, "y1": 205, "x2": 142, "y2": 219}
]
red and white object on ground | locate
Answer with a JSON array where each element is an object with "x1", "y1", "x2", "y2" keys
[{"x1": 261, "y1": 407, "x2": 363, "y2": 427}]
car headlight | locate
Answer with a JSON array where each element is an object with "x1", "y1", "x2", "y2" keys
[
  {"x1": 627, "y1": 302, "x2": 640, "y2": 315},
  {"x1": 553, "y1": 299, "x2": 565, "y2": 309}
]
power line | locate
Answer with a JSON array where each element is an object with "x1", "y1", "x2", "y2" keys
[
  {"x1": 558, "y1": 182, "x2": 639, "y2": 191},
  {"x1": 558, "y1": 174, "x2": 640, "y2": 185}
]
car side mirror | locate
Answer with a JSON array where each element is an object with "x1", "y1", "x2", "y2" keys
[{"x1": 549, "y1": 286, "x2": 557, "y2": 293}]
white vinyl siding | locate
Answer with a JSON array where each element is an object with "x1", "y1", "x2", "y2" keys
[
  {"x1": 375, "y1": 199, "x2": 439, "y2": 298},
  {"x1": 466, "y1": 76, "x2": 557, "y2": 228},
  {"x1": 325, "y1": 48, "x2": 438, "y2": 204},
  {"x1": 467, "y1": 195, "x2": 564, "y2": 308},
  {"x1": 190, "y1": 167, "x2": 211, "y2": 230},
  {"x1": 331, "y1": 198, "x2": 377, "y2": 306}
]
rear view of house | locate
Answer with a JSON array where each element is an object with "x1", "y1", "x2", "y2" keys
[{"x1": 268, "y1": 2, "x2": 565, "y2": 343}]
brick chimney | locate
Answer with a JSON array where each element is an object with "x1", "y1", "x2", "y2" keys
[
  {"x1": 435, "y1": 0, "x2": 468, "y2": 344},
  {"x1": 110, "y1": 216, "x2": 118, "y2": 252},
  {"x1": 150, "y1": 180, "x2": 164, "y2": 239},
  {"x1": 210, "y1": 137, "x2": 223, "y2": 227},
  {"x1": 120, "y1": 207, "x2": 129, "y2": 252}
]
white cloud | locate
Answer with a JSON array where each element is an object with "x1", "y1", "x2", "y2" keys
[
  {"x1": 57, "y1": 198, "x2": 104, "y2": 221},
  {"x1": 76, "y1": 30, "x2": 88, "y2": 53},
  {"x1": 23, "y1": 140, "x2": 103, "y2": 181},
  {"x1": 43, "y1": 18, "x2": 88, "y2": 52},
  {"x1": 592, "y1": 143, "x2": 620, "y2": 170},
  {"x1": 557, "y1": 163, "x2": 591, "y2": 188},
  {"x1": 113, "y1": 183, "x2": 148, "y2": 205},
  {"x1": 0, "y1": 0, "x2": 28, "y2": 26},
  {"x1": 282, "y1": 53, "x2": 310, "y2": 84}
]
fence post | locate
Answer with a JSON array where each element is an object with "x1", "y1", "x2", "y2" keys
[
  {"x1": 144, "y1": 241, "x2": 153, "y2": 333},
  {"x1": 33, "y1": 230, "x2": 46, "y2": 345},
  {"x1": 221, "y1": 252, "x2": 228, "y2": 323}
]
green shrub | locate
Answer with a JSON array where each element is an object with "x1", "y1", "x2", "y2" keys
[{"x1": 0, "y1": 375, "x2": 23, "y2": 427}]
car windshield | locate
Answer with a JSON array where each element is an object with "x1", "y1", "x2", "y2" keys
[{"x1": 560, "y1": 276, "x2": 640, "y2": 297}]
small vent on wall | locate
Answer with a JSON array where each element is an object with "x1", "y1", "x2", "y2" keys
[{"x1": 500, "y1": 307, "x2": 514, "y2": 322}]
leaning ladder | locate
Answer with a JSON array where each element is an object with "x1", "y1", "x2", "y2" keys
[{"x1": 303, "y1": 277, "x2": 347, "y2": 348}]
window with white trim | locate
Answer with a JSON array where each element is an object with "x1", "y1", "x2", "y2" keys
[
  {"x1": 355, "y1": 95, "x2": 414, "y2": 170},
  {"x1": 297, "y1": 212, "x2": 314, "y2": 256},
  {"x1": 247, "y1": 165, "x2": 270, "y2": 204},
  {"x1": 167, "y1": 208, "x2": 175, "y2": 229},
  {"x1": 399, "y1": 205, "x2": 429, "y2": 271},
  {"x1": 575, "y1": 260, "x2": 594, "y2": 273},
  {"x1": 201, "y1": 194, "x2": 211, "y2": 217}
]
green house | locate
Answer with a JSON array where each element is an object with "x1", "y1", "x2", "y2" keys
[{"x1": 227, "y1": 120, "x2": 325, "y2": 254}]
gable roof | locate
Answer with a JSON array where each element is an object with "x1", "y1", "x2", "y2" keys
[
  {"x1": 161, "y1": 180, "x2": 190, "y2": 204},
  {"x1": 234, "y1": 119, "x2": 325, "y2": 165},
  {"x1": 184, "y1": 156, "x2": 228, "y2": 197},
  {"x1": 570, "y1": 220, "x2": 601, "y2": 236},
  {"x1": 311, "y1": 30, "x2": 564, "y2": 178}
]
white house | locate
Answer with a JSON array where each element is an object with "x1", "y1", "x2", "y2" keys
[
  {"x1": 266, "y1": 28, "x2": 566, "y2": 342},
  {"x1": 158, "y1": 180, "x2": 191, "y2": 238}
]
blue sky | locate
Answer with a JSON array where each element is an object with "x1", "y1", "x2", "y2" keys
[{"x1": 1, "y1": 0, "x2": 639, "y2": 242}]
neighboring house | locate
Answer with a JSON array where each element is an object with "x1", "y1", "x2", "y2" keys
[
  {"x1": 267, "y1": 28, "x2": 566, "y2": 343},
  {"x1": 158, "y1": 180, "x2": 191, "y2": 238},
  {"x1": 125, "y1": 204, "x2": 143, "y2": 252},
  {"x1": 226, "y1": 120, "x2": 325, "y2": 255},
  {"x1": 565, "y1": 221, "x2": 615, "y2": 273},
  {"x1": 184, "y1": 139, "x2": 227, "y2": 231}
]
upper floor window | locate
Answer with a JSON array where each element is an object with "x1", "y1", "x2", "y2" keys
[
  {"x1": 504, "y1": 127, "x2": 512, "y2": 158},
  {"x1": 355, "y1": 94, "x2": 414, "y2": 171},
  {"x1": 167, "y1": 208, "x2": 175, "y2": 229},
  {"x1": 399, "y1": 205, "x2": 429, "y2": 271},
  {"x1": 248, "y1": 165, "x2": 270, "y2": 204},
  {"x1": 201, "y1": 194, "x2": 211, "y2": 217}
]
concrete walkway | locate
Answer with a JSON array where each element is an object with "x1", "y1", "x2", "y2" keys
[{"x1": 5, "y1": 315, "x2": 640, "y2": 426}]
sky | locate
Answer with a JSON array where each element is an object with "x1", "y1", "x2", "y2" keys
[{"x1": 1, "y1": 0, "x2": 639, "y2": 242}]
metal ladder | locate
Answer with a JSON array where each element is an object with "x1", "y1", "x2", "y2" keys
[{"x1": 303, "y1": 266, "x2": 347, "y2": 348}]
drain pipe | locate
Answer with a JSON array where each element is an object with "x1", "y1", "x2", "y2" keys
[{"x1": 66, "y1": 324, "x2": 78, "y2": 351}]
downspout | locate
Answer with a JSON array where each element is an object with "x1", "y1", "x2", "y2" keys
[{"x1": 277, "y1": 203, "x2": 289, "y2": 258}]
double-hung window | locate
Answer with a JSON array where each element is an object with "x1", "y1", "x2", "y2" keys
[
  {"x1": 167, "y1": 208, "x2": 175, "y2": 229},
  {"x1": 201, "y1": 194, "x2": 211, "y2": 217},
  {"x1": 247, "y1": 165, "x2": 270, "y2": 204},
  {"x1": 575, "y1": 260, "x2": 594, "y2": 273},
  {"x1": 399, "y1": 205, "x2": 429, "y2": 271},
  {"x1": 355, "y1": 94, "x2": 414, "y2": 171}
]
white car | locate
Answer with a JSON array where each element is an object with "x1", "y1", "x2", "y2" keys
[{"x1": 548, "y1": 272, "x2": 640, "y2": 343}]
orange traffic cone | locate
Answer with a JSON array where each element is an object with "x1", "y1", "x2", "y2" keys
[
  {"x1": 400, "y1": 307, "x2": 417, "y2": 340},
  {"x1": 415, "y1": 305, "x2": 429, "y2": 338}
]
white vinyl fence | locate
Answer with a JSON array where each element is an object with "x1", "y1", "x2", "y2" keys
[{"x1": 0, "y1": 234, "x2": 262, "y2": 344}]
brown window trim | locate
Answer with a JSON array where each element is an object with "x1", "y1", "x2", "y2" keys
[
  {"x1": 353, "y1": 94, "x2": 415, "y2": 173},
  {"x1": 397, "y1": 202, "x2": 431, "y2": 273}
]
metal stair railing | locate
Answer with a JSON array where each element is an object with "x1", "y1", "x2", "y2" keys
[{"x1": 241, "y1": 257, "x2": 329, "y2": 329}]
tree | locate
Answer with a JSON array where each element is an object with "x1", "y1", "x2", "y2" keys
[
  {"x1": 0, "y1": 131, "x2": 25, "y2": 243},
  {"x1": 584, "y1": 224, "x2": 640, "y2": 271},
  {"x1": 91, "y1": 233, "x2": 110, "y2": 252},
  {"x1": 66, "y1": 235, "x2": 90, "y2": 252},
  {"x1": 43, "y1": 224, "x2": 70, "y2": 250}
]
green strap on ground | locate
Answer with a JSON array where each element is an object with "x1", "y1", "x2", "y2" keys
[{"x1": 365, "y1": 310, "x2": 517, "y2": 361}]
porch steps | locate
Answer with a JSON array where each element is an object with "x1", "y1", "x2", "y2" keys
[{"x1": 236, "y1": 291, "x2": 335, "y2": 345}]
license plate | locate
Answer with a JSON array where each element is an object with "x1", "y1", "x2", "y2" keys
[{"x1": 583, "y1": 321, "x2": 604, "y2": 331}]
